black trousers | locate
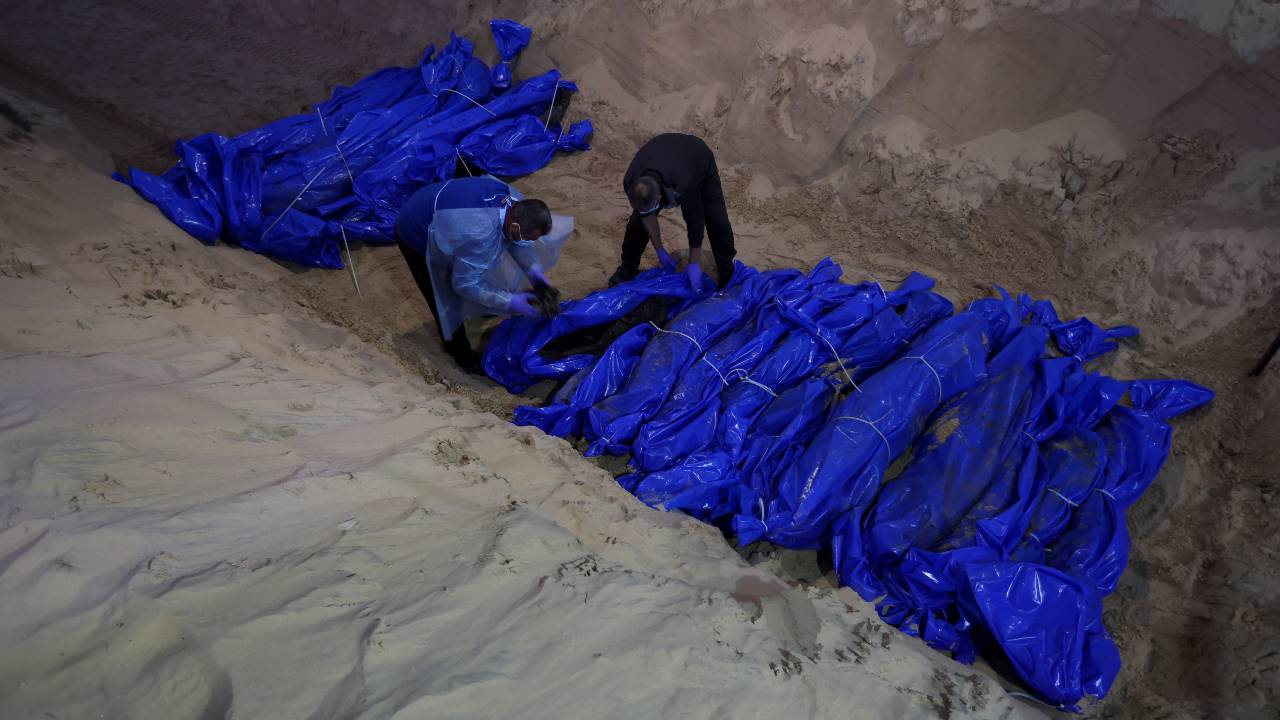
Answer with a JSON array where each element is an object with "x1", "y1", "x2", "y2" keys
[
  {"x1": 396, "y1": 234, "x2": 476, "y2": 364},
  {"x1": 620, "y1": 161, "x2": 736, "y2": 286}
]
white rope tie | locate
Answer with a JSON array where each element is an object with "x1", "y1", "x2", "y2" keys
[
  {"x1": 904, "y1": 355, "x2": 943, "y2": 405},
  {"x1": 758, "y1": 497, "x2": 767, "y2": 528},
  {"x1": 1094, "y1": 487, "x2": 1117, "y2": 501},
  {"x1": 649, "y1": 322, "x2": 704, "y2": 354},
  {"x1": 874, "y1": 280, "x2": 888, "y2": 303},
  {"x1": 333, "y1": 139, "x2": 356, "y2": 188},
  {"x1": 339, "y1": 226, "x2": 361, "y2": 296},
  {"x1": 1023, "y1": 430, "x2": 1037, "y2": 442},
  {"x1": 818, "y1": 332, "x2": 859, "y2": 392},
  {"x1": 1048, "y1": 488, "x2": 1079, "y2": 507},
  {"x1": 1028, "y1": 532, "x2": 1044, "y2": 546},
  {"x1": 770, "y1": 295, "x2": 859, "y2": 391},
  {"x1": 543, "y1": 81, "x2": 561, "y2": 131},
  {"x1": 729, "y1": 368, "x2": 778, "y2": 398},
  {"x1": 834, "y1": 415, "x2": 891, "y2": 461},
  {"x1": 261, "y1": 159, "x2": 336, "y2": 239},
  {"x1": 435, "y1": 87, "x2": 498, "y2": 116},
  {"x1": 557, "y1": 111, "x2": 570, "y2": 144},
  {"x1": 316, "y1": 106, "x2": 361, "y2": 297},
  {"x1": 650, "y1": 323, "x2": 778, "y2": 397},
  {"x1": 456, "y1": 149, "x2": 476, "y2": 176},
  {"x1": 700, "y1": 356, "x2": 732, "y2": 386},
  {"x1": 315, "y1": 106, "x2": 356, "y2": 183}
]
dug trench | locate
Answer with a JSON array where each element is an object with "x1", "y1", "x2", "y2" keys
[{"x1": 2, "y1": 0, "x2": 1277, "y2": 718}]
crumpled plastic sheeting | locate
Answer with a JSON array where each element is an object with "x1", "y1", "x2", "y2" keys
[
  {"x1": 635, "y1": 287, "x2": 955, "y2": 523},
  {"x1": 117, "y1": 22, "x2": 592, "y2": 269},
  {"x1": 484, "y1": 258, "x2": 1213, "y2": 707},
  {"x1": 584, "y1": 264, "x2": 785, "y2": 456},
  {"x1": 484, "y1": 267, "x2": 706, "y2": 393}
]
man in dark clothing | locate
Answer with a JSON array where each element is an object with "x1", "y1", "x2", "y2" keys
[{"x1": 610, "y1": 133, "x2": 737, "y2": 289}]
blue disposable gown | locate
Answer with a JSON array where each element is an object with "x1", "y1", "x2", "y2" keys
[{"x1": 397, "y1": 176, "x2": 543, "y2": 340}]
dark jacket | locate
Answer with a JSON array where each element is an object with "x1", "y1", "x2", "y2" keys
[{"x1": 622, "y1": 133, "x2": 716, "y2": 248}]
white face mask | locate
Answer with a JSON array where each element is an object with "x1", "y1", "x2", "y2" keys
[{"x1": 636, "y1": 199, "x2": 661, "y2": 216}]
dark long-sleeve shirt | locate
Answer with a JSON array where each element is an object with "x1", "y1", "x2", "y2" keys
[{"x1": 622, "y1": 133, "x2": 716, "y2": 248}]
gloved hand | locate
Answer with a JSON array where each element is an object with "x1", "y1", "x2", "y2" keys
[
  {"x1": 528, "y1": 265, "x2": 551, "y2": 287},
  {"x1": 530, "y1": 283, "x2": 562, "y2": 318},
  {"x1": 656, "y1": 246, "x2": 678, "y2": 272},
  {"x1": 508, "y1": 292, "x2": 542, "y2": 318},
  {"x1": 685, "y1": 262, "x2": 706, "y2": 289}
]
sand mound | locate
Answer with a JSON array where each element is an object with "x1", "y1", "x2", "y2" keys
[
  {"x1": 1, "y1": 1, "x2": 1277, "y2": 717},
  {"x1": 0, "y1": 96, "x2": 1042, "y2": 719}
]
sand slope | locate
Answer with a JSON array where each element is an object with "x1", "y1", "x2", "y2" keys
[
  {"x1": 1, "y1": 1, "x2": 1277, "y2": 717},
  {"x1": 0, "y1": 100, "x2": 1044, "y2": 719}
]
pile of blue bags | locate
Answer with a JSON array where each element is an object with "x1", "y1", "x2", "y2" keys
[
  {"x1": 116, "y1": 20, "x2": 591, "y2": 269},
  {"x1": 485, "y1": 259, "x2": 1213, "y2": 709}
]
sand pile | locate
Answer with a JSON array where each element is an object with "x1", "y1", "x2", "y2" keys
[
  {"x1": 0, "y1": 95, "x2": 1044, "y2": 719},
  {"x1": 1, "y1": 0, "x2": 1277, "y2": 717}
]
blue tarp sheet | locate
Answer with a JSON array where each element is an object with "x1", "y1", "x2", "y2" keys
[
  {"x1": 486, "y1": 257, "x2": 1212, "y2": 709},
  {"x1": 116, "y1": 21, "x2": 591, "y2": 269}
]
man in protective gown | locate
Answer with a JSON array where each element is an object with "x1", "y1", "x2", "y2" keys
[{"x1": 396, "y1": 176, "x2": 559, "y2": 374}]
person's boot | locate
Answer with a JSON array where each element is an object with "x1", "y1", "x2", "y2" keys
[
  {"x1": 457, "y1": 353, "x2": 485, "y2": 376},
  {"x1": 608, "y1": 266, "x2": 637, "y2": 288},
  {"x1": 443, "y1": 334, "x2": 484, "y2": 376},
  {"x1": 447, "y1": 346, "x2": 485, "y2": 376}
]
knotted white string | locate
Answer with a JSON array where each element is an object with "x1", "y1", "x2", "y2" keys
[
  {"x1": 729, "y1": 368, "x2": 778, "y2": 398},
  {"x1": 700, "y1": 356, "x2": 731, "y2": 386}
]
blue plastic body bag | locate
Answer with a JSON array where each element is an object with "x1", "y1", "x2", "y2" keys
[{"x1": 117, "y1": 25, "x2": 591, "y2": 269}]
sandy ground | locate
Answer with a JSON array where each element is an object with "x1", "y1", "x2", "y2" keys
[
  {"x1": 0, "y1": 0, "x2": 1278, "y2": 718},
  {"x1": 0, "y1": 99, "x2": 1046, "y2": 720}
]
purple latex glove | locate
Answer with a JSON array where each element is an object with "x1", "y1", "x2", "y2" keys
[
  {"x1": 656, "y1": 246, "x2": 678, "y2": 271},
  {"x1": 684, "y1": 262, "x2": 706, "y2": 289},
  {"x1": 508, "y1": 292, "x2": 541, "y2": 318}
]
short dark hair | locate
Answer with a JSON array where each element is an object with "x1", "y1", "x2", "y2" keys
[
  {"x1": 509, "y1": 199, "x2": 552, "y2": 238},
  {"x1": 627, "y1": 175, "x2": 659, "y2": 212}
]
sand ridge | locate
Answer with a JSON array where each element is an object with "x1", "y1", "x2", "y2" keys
[
  {"x1": 0, "y1": 96, "x2": 1045, "y2": 719},
  {"x1": 0, "y1": 1, "x2": 1277, "y2": 717}
]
